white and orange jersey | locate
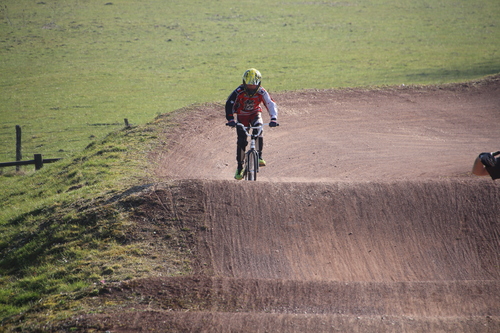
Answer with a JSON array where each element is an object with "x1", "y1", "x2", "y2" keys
[{"x1": 225, "y1": 85, "x2": 278, "y2": 124}]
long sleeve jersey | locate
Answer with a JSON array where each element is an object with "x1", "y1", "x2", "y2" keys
[{"x1": 225, "y1": 85, "x2": 278, "y2": 121}]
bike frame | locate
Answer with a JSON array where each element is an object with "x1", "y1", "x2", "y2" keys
[{"x1": 236, "y1": 123, "x2": 268, "y2": 181}]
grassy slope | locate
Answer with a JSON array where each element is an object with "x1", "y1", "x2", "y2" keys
[
  {"x1": 1, "y1": 0, "x2": 499, "y2": 159},
  {"x1": 0, "y1": 112, "x2": 197, "y2": 330},
  {"x1": 0, "y1": 0, "x2": 499, "y2": 330}
]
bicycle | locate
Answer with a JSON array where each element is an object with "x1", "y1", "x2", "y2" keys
[{"x1": 229, "y1": 122, "x2": 277, "y2": 181}]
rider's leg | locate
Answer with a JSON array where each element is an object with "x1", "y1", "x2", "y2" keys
[
  {"x1": 235, "y1": 126, "x2": 248, "y2": 178},
  {"x1": 258, "y1": 137, "x2": 264, "y2": 159},
  {"x1": 250, "y1": 114, "x2": 266, "y2": 166},
  {"x1": 258, "y1": 136, "x2": 266, "y2": 166}
]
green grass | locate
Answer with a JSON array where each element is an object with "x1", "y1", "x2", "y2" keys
[
  {"x1": 1, "y1": 0, "x2": 499, "y2": 160},
  {"x1": 0, "y1": 0, "x2": 499, "y2": 330},
  {"x1": 0, "y1": 114, "x2": 197, "y2": 330}
]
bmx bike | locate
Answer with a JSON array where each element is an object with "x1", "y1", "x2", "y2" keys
[{"x1": 234, "y1": 122, "x2": 271, "y2": 181}]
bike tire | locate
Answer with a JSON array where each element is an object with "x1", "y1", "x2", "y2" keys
[{"x1": 245, "y1": 150, "x2": 259, "y2": 181}]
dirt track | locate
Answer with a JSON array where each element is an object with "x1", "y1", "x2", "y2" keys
[{"x1": 77, "y1": 77, "x2": 500, "y2": 332}]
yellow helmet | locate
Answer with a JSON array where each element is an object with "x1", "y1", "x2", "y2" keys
[{"x1": 242, "y1": 68, "x2": 262, "y2": 96}]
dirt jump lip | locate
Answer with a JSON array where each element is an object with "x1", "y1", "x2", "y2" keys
[
  {"x1": 75, "y1": 78, "x2": 500, "y2": 332},
  {"x1": 75, "y1": 176, "x2": 500, "y2": 331},
  {"x1": 149, "y1": 178, "x2": 500, "y2": 283}
]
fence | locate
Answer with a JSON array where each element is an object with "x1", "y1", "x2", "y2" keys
[
  {"x1": 1, "y1": 120, "x2": 131, "y2": 172},
  {"x1": 1, "y1": 125, "x2": 61, "y2": 171},
  {"x1": 0, "y1": 154, "x2": 62, "y2": 170}
]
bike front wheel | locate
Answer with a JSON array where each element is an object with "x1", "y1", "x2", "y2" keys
[{"x1": 245, "y1": 149, "x2": 259, "y2": 181}]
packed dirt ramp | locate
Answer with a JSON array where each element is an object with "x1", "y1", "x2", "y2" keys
[{"x1": 75, "y1": 77, "x2": 500, "y2": 332}]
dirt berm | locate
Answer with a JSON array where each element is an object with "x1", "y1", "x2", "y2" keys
[{"x1": 77, "y1": 77, "x2": 500, "y2": 332}]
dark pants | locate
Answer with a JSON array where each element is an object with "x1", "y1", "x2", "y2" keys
[{"x1": 236, "y1": 122, "x2": 263, "y2": 168}]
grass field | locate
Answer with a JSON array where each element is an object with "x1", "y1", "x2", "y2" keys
[
  {"x1": 1, "y1": 0, "x2": 499, "y2": 161},
  {"x1": 0, "y1": 115, "x2": 191, "y2": 330},
  {"x1": 0, "y1": 0, "x2": 499, "y2": 330}
]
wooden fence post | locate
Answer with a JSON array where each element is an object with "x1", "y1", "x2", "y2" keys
[
  {"x1": 34, "y1": 154, "x2": 43, "y2": 170},
  {"x1": 124, "y1": 118, "x2": 130, "y2": 128},
  {"x1": 16, "y1": 125, "x2": 22, "y2": 171}
]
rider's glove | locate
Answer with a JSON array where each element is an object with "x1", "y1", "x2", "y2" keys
[
  {"x1": 269, "y1": 118, "x2": 278, "y2": 127},
  {"x1": 226, "y1": 119, "x2": 236, "y2": 127},
  {"x1": 479, "y1": 152, "x2": 496, "y2": 168}
]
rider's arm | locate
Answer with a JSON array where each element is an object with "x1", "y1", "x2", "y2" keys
[
  {"x1": 260, "y1": 88, "x2": 278, "y2": 120},
  {"x1": 225, "y1": 90, "x2": 238, "y2": 121}
]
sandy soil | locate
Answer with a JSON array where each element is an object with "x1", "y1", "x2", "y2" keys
[{"x1": 71, "y1": 76, "x2": 500, "y2": 332}]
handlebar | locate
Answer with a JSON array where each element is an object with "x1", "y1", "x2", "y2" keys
[
  {"x1": 236, "y1": 122, "x2": 269, "y2": 129},
  {"x1": 226, "y1": 121, "x2": 278, "y2": 136},
  {"x1": 226, "y1": 122, "x2": 278, "y2": 128},
  {"x1": 235, "y1": 122, "x2": 268, "y2": 137}
]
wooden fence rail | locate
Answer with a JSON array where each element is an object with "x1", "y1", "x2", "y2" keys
[
  {"x1": 3, "y1": 119, "x2": 130, "y2": 172},
  {"x1": 0, "y1": 154, "x2": 62, "y2": 170}
]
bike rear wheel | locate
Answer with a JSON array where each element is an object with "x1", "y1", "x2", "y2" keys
[{"x1": 245, "y1": 149, "x2": 259, "y2": 181}]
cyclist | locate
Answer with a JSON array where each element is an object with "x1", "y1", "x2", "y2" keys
[
  {"x1": 225, "y1": 68, "x2": 279, "y2": 180},
  {"x1": 472, "y1": 151, "x2": 500, "y2": 180}
]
